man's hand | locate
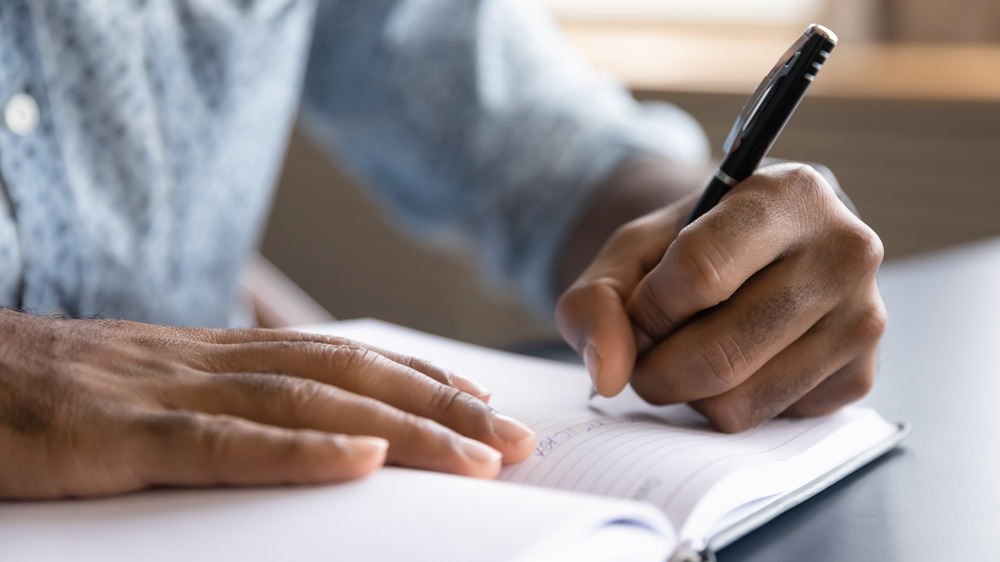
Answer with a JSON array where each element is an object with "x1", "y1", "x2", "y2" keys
[
  {"x1": 556, "y1": 162, "x2": 886, "y2": 432},
  {"x1": 0, "y1": 311, "x2": 535, "y2": 499}
]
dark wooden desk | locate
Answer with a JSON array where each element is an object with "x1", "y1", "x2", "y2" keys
[{"x1": 719, "y1": 237, "x2": 1000, "y2": 560}]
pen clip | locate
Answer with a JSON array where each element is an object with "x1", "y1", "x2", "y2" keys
[{"x1": 722, "y1": 33, "x2": 809, "y2": 155}]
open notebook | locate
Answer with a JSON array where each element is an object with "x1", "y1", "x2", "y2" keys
[{"x1": 0, "y1": 319, "x2": 907, "y2": 562}]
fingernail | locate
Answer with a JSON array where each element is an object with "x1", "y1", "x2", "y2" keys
[
  {"x1": 491, "y1": 414, "x2": 535, "y2": 447},
  {"x1": 341, "y1": 435, "x2": 389, "y2": 465},
  {"x1": 346, "y1": 436, "x2": 389, "y2": 459},
  {"x1": 450, "y1": 373, "x2": 492, "y2": 401},
  {"x1": 458, "y1": 437, "x2": 502, "y2": 465},
  {"x1": 583, "y1": 342, "x2": 602, "y2": 385}
]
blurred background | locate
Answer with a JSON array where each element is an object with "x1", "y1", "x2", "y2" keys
[{"x1": 260, "y1": 0, "x2": 1000, "y2": 348}]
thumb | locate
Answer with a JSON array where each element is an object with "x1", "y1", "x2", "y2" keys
[{"x1": 555, "y1": 280, "x2": 637, "y2": 397}]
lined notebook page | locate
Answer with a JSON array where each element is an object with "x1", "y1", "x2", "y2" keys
[
  {"x1": 497, "y1": 398, "x2": 896, "y2": 547},
  {"x1": 304, "y1": 319, "x2": 899, "y2": 548}
]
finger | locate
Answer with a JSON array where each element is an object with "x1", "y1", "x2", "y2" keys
[
  {"x1": 631, "y1": 255, "x2": 837, "y2": 406},
  {"x1": 171, "y1": 372, "x2": 509, "y2": 477},
  {"x1": 131, "y1": 410, "x2": 388, "y2": 487},
  {"x1": 192, "y1": 329, "x2": 493, "y2": 403},
  {"x1": 625, "y1": 165, "x2": 833, "y2": 350},
  {"x1": 182, "y1": 342, "x2": 532, "y2": 461},
  {"x1": 556, "y1": 281, "x2": 637, "y2": 397},
  {"x1": 783, "y1": 295, "x2": 884, "y2": 418},
  {"x1": 556, "y1": 206, "x2": 683, "y2": 396},
  {"x1": 782, "y1": 349, "x2": 879, "y2": 418},
  {"x1": 684, "y1": 293, "x2": 883, "y2": 432}
]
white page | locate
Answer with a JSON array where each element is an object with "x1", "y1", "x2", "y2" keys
[
  {"x1": 0, "y1": 467, "x2": 674, "y2": 562},
  {"x1": 305, "y1": 319, "x2": 900, "y2": 550}
]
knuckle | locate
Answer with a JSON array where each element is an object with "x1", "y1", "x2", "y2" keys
[
  {"x1": 404, "y1": 355, "x2": 431, "y2": 373},
  {"x1": 560, "y1": 276, "x2": 617, "y2": 308},
  {"x1": 140, "y1": 410, "x2": 200, "y2": 443},
  {"x1": 632, "y1": 283, "x2": 680, "y2": 339},
  {"x1": 185, "y1": 414, "x2": 240, "y2": 479},
  {"x1": 280, "y1": 377, "x2": 327, "y2": 414},
  {"x1": 842, "y1": 366, "x2": 876, "y2": 403},
  {"x1": 189, "y1": 326, "x2": 247, "y2": 345},
  {"x1": 404, "y1": 355, "x2": 449, "y2": 383},
  {"x1": 844, "y1": 365, "x2": 875, "y2": 404},
  {"x1": 774, "y1": 164, "x2": 837, "y2": 220},
  {"x1": 608, "y1": 214, "x2": 672, "y2": 270},
  {"x1": 837, "y1": 223, "x2": 884, "y2": 273},
  {"x1": 774, "y1": 163, "x2": 828, "y2": 204},
  {"x1": 198, "y1": 415, "x2": 235, "y2": 460},
  {"x1": 554, "y1": 285, "x2": 586, "y2": 324},
  {"x1": 428, "y1": 384, "x2": 472, "y2": 418},
  {"x1": 611, "y1": 217, "x2": 651, "y2": 247},
  {"x1": 857, "y1": 297, "x2": 889, "y2": 342},
  {"x1": 816, "y1": 223, "x2": 884, "y2": 290},
  {"x1": 325, "y1": 344, "x2": 381, "y2": 377},
  {"x1": 671, "y1": 232, "x2": 730, "y2": 306},
  {"x1": 787, "y1": 163, "x2": 825, "y2": 191},
  {"x1": 233, "y1": 372, "x2": 289, "y2": 398},
  {"x1": 274, "y1": 430, "x2": 311, "y2": 466},
  {"x1": 315, "y1": 335, "x2": 354, "y2": 347},
  {"x1": 693, "y1": 334, "x2": 749, "y2": 392}
]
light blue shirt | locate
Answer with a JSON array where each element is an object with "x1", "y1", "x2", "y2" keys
[{"x1": 0, "y1": 0, "x2": 708, "y2": 327}]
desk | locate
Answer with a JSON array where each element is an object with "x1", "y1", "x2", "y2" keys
[{"x1": 718, "y1": 237, "x2": 1000, "y2": 560}]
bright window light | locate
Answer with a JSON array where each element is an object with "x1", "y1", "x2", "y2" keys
[{"x1": 541, "y1": 0, "x2": 825, "y2": 25}]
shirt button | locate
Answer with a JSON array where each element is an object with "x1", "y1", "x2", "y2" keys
[{"x1": 3, "y1": 93, "x2": 40, "y2": 136}]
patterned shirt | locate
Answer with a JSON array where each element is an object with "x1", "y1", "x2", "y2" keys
[{"x1": 0, "y1": 0, "x2": 708, "y2": 327}]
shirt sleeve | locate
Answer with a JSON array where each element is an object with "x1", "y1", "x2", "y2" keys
[{"x1": 299, "y1": 0, "x2": 711, "y2": 314}]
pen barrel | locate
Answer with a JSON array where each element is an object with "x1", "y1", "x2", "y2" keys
[
  {"x1": 684, "y1": 24, "x2": 837, "y2": 227},
  {"x1": 725, "y1": 29, "x2": 837, "y2": 182}
]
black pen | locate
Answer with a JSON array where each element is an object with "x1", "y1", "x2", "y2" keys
[{"x1": 684, "y1": 24, "x2": 838, "y2": 226}]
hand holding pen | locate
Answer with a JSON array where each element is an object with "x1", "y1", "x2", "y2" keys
[{"x1": 556, "y1": 25, "x2": 887, "y2": 432}]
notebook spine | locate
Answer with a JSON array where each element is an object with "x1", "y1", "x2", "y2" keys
[{"x1": 668, "y1": 544, "x2": 715, "y2": 562}]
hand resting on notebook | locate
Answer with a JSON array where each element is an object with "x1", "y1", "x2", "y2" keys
[{"x1": 0, "y1": 311, "x2": 535, "y2": 499}]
